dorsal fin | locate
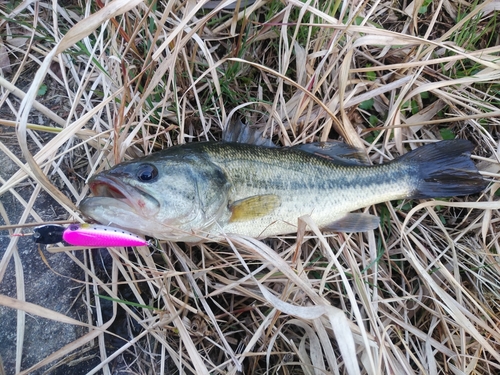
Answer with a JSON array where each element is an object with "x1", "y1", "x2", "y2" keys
[
  {"x1": 223, "y1": 119, "x2": 275, "y2": 147},
  {"x1": 292, "y1": 142, "x2": 370, "y2": 166}
]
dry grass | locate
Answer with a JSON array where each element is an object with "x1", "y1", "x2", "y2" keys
[{"x1": 0, "y1": 0, "x2": 499, "y2": 373}]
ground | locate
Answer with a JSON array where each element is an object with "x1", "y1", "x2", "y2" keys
[{"x1": 0, "y1": 1, "x2": 500, "y2": 374}]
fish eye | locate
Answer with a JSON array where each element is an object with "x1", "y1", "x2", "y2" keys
[{"x1": 137, "y1": 164, "x2": 158, "y2": 182}]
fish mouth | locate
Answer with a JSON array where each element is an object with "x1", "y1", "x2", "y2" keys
[{"x1": 88, "y1": 174, "x2": 160, "y2": 216}]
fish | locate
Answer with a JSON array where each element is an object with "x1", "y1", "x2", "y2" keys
[{"x1": 79, "y1": 138, "x2": 487, "y2": 242}]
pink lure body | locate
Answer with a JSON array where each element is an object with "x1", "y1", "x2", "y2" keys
[{"x1": 62, "y1": 223, "x2": 148, "y2": 247}]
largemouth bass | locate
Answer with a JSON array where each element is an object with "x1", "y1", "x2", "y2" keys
[{"x1": 80, "y1": 140, "x2": 487, "y2": 242}]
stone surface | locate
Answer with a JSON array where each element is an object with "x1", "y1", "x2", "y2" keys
[{"x1": 0, "y1": 147, "x2": 102, "y2": 374}]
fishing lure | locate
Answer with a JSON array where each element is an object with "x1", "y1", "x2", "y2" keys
[{"x1": 33, "y1": 223, "x2": 149, "y2": 247}]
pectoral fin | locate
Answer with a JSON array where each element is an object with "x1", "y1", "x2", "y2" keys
[
  {"x1": 322, "y1": 213, "x2": 380, "y2": 232},
  {"x1": 229, "y1": 194, "x2": 281, "y2": 222}
]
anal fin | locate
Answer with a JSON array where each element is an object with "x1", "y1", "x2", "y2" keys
[
  {"x1": 229, "y1": 194, "x2": 281, "y2": 222},
  {"x1": 322, "y1": 213, "x2": 380, "y2": 232}
]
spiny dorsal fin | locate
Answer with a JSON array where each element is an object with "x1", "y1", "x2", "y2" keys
[
  {"x1": 223, "y1": 119, "x2": 275, "y2": 147},
  {"x1": 229, "y1": 194, "x2": 281, "y2": 222},
  {"x1": 293, "y1": 142, "x2": 370, "y2": 166}
]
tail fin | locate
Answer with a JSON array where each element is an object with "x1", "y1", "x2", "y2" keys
[{"x1": 400, "y1": 140, "x2": 487, "y2": 199}]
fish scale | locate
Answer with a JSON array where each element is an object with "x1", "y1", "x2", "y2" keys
[
  {"x1": 80, "y1": 140, "x2": 486, "y2": 242},
  {"x1": 217, "y1": 152, "x2": 413, "y2": 238}
]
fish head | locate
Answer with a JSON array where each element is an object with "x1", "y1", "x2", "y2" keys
[{"x1": 79, "y1": 150, "x2": 230, "y2": 240}]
